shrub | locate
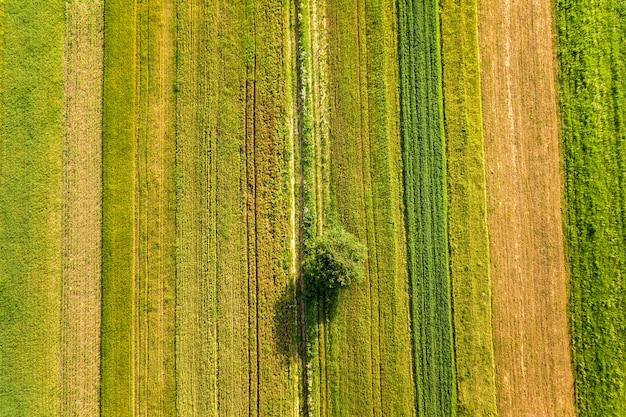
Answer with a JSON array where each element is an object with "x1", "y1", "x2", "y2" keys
[{"x1": 306, "y1": 226, "x2": 367, "y2": 293}]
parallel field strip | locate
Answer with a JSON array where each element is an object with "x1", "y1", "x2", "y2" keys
[
  {"x1": 176, "y1": 0, "x2": 300, "y2": 415},
  {"x1": 477, "y1": 0, "x2": 576, "y2": 415},
  {"x1": 0, "y1": 1, "x2": 64, "y2": 415},
  {"x1": 556, "y1": 1, "x2": 626, "y2": 415},
  {"x1": 295, "y1": 0, "x2": 333, "y2": 413},
  {"x1": 363, "y1": 0, "x2": 415, "y2": 414},
  {"x1": 253, "y1": 0, "x2": 300, "y2": 413},
  {"x1": 134, "y1": 0, "x2": 176, "y2": 415},
  {"x1": 61, "y1": 1, "x2": 104, "y2": 415},
  {"x1": 101, "y1": 0, "x2": 137, "y2": 414},
  {"x1": 325, "y1": 0, "x2": 415, "y2": 415},
  {"x1": 397, "y1": 0, "x2": 457, "y2": 415},
  {"x1": 439, "y1": 0, "x2": 498, "y2": 415}
]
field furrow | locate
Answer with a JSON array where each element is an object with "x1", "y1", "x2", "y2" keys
[
  {"x1": 397, "y1": 0, "x2": 456, "y2": 415},
  {"x1": 556, "y1": 1, "x2": 626, "y2": 415},
  {"x1": 477, "y1": 0, "x2": 576, "y2": 415},
  {"x1": 61, "y1": 1, "x2": 103, "y2": 415},
  {"x1": 134, "y1": 0, "x2": 176, "y2": 415},
  {"x1": 440, "y1": 0, "x2": 498, "y2": 415},
  {"x1": 0, "y1": 1, "x2": 64, "y2": 414}
]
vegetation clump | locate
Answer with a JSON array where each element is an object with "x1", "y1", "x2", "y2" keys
[{"x1": 306, "y1": 226, "x2": 367, "y2": 294}]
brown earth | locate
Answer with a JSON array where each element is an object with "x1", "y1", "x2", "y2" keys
[
  {"x1": 477, "y1": 0, "x2": 576, "y2": 415},
  {"x1": 61, "y1": 2, "x2": 104, "y2": 415}
]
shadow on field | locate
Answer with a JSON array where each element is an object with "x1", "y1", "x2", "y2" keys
[{"x1": 273, "y1": 274, "x2": 339, "y2": 364}]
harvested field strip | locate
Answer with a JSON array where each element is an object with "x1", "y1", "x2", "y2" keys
[
  {"x1": 101, "y1": 0, "x2": 136, "y2": 414},
  {"x1": 214, "y1": 0, "x2": 255, "y2": 413},
  {"x1": 176, "y1": 1, "x2": 221, "y2": 412},
  {"x1": 477, "y1": 0, "x2": 575, "y2": 415},
  {"x1": 0, "y1": 1, "x2": 64, "y2": 415},
  {"x1": 324, "y1": 0, "x2": 415, "y2": 415},
  {"x1": 176, "y1": 0, "x2": 299, "y2": 414},
  {"x1": 134, "y1": 0, "x2": 176, "y2": 415},
  {"x1": 61, "y1": 1, "x2": 103, "y2": 416},
  {"x1": 397, "y1": 0, "x2": 456, "y2": 415},
  {"x1": 439, "y1": 0, "x2": 498, "y2": 415},
  {"x1": 556, "y1": 1, "x2": 626, "y2": 415}
]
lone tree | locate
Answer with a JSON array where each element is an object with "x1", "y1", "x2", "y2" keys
[{"x1": 306, "y1": 226, "x2": 367, "y2": 295}]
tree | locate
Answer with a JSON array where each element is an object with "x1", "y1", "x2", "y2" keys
[{"x1": 305, "y1": 226, "x2": 367, "y2": 294}]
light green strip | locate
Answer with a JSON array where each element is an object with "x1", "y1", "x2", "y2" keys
[
  {"x1": 0, "y1": 0, "x2": 64, "y2": 415},
  {"x1": 440, "y1": 0, "x2": 498, "y2": 415},
  {"x1": 101, "y1": 0, "x2": 136, "y2": 415},
  {"x1": 557, "y1": 1, "x2": 626, "y2": 416}
]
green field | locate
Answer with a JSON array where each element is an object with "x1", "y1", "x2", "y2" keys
[
  {"x1": 323, "y1": 0, "x2": 416, "y2": 414},
  {"x1": 440, "y1": 0, "x2": 498, "y2": 415},
  {"x1": 0, "y1": 0, "x2": 64, "y2": 415},
  {"x1": 3, "y1": 1, "x2": 626, "y2": 416},
  {"x1": 398, "y1": 0, "x2": 457, "y2": 415},
  {"x1": 101, "y1": 0, "x2": 136, "y2": 414},
  {"x1": 557, "y1": 1, "x2": 626, "y2": 415}
]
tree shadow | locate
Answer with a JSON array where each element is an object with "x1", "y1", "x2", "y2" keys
[{"x1": 273, "y1": 272, "x2": 340, "y2": 364}]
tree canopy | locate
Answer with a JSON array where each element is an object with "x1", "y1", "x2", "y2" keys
[{"x1": 306, "y1": 226, "x2": 367, "y2": 293}]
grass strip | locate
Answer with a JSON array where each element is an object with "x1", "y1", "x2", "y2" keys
[
  {"x1": 557, "y1": 1, "x2": 626, "y2": 415},
  {"x1": 397, "y1": 0, "x2": 457, "y2": 414},
  {"x1": 134, "y1": 0, "x2": 176, "y2": 414},
  {"x1": 0, "y1": 0, "x2": 64, "y2": 414},
  {"x1": 440, "y1": 0, "x2": 498, "y2": 415},
  {"x1": 101, "y1": 0, "x2": 136, "y2": 414}
]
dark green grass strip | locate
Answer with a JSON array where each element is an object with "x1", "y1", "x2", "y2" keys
[
  {"x1": 101, "y1": 0, "x2": 136, "y2": 415},
  {"x1": 440, "y1": 0, "x2": 498, "y2": 415},
  {"x1": 397, "y1": 0, "x2": 456, "y2": 415},
  {"x1": 0, "y1": 1, "x2": 64, "y2": 414},
  {"x1": 557, "y1": 1, "x2": 626, "y2": 416}
]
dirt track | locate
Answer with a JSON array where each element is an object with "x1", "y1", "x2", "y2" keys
[{"x1": 478, "y1": 0, "x2": 576, "y2": 415}]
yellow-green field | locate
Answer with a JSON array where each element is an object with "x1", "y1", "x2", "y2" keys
[{"x1": 0, "y1": 1, "x2": 624, "y2": 416}]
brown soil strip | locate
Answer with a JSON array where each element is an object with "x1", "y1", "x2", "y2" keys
[
  {"x1": 61, "y1": 2, "x2": 104, "y2": 415},
  {"x1": 477, "y1": 0, "x2": 576, "y2": 415}
]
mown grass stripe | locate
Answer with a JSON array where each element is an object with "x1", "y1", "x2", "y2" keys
[
  {"x1": 134, "y1": 0, "x2": 176, "y2": 415},
  {"x1": 557, "y1": 1, "x2": 626, "y2": 415},
  {"x1": 61, "y1": 1, "x2": 104, "y2": 415},
  {"x1": 101, "y1": 0, "x2": 137, "y2": 414},
  {"x1": 363, "y1": 0, "x2": 416, "y2": 414},
  {"x1": 175, "y1": 0, "x2": 219, "y2": 413},
  {"x1": 253, "y1": 0, "x2": 300, "y2": 414},
  {"x1": 440, "y1": 0, "x2": 498, "y2": 414},
  {"x1": 0, "y1": 1, "x2": 64, "y2": 414},
  {"x1": 214, "y1": 0, "x2": 252, "y2": 414},
  {"x1": 325, "y1": 0, "x2": 376, "y2": 413},
  {"x1": 398, "y1": 0, "x2": 456, "y2": 414}
]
